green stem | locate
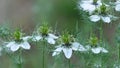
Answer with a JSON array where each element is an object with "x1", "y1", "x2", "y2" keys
[
  {"x1": 17, "y1": 49, "x2": 22, "y2": 68},
  {"x1": 118, "y1": 44, "x2": 120, "y2": 62},
  {"x1": 68, "y1": 59, "x2": 71, "y2": 68},
  {"x1": 42, "y1": 40, "x2": 46, "y2": 68},
  {"x1": 99, "y1": 21, "x2": 103, "y2": 41},
  {"x1": 17, "y1": 63, "x2": 22, "y2": 68},
  {"x1": 43, "y1": 47, "x2": 45, "y2": 68},
  {"x1": 99, "y1": 21, "x2": 103, "y2": 67}
]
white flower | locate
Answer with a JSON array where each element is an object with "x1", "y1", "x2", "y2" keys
[
  {"x1": 32, "y1": 33, "x2": 58, "y2": 44},
  {"x1": 115, "y1": 0, "x2": 120, "y2": 11},
  {"x1": 78, "y1": 0, "x2": 102, "y2": 14},
  {"x1": 52, "y1": 42, "x2": 86, "y2": 59},
  {"x1": 88, "y1": 3, "x2": 116, "y2": 23},
  {"x1": 6, "y1": 36, "x2": 31, "y2": 52},
  {"x1": 85, "y1": 45, "x2": 108, "y2": 54},
  {"x1": 90, "y1": 15, "x2": 111, "y2": 23}
]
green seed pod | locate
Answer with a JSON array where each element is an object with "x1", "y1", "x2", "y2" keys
[
  {"x1": 89, "y1": 36, "x2": 98, "y2": 47},
  {"x1": 100, "y1": 4, "x2": 107, "y2": 14},
  {"x1": 61, "y1": 32, "x2": 74, "y2": 47},
  {"x1": 38, "y1": 23, "x2": 51, "y2": 36},
  {"x1": 13, "y1": 30, "x2": 23, "y2": 42}
]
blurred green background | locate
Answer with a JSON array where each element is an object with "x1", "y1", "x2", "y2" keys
[{"x1": 0, "y1": 0, "x2": 120, "y2": 68}]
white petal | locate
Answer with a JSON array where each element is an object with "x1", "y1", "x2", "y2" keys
[
  {"x1": 47, "y1": 37, "x2": 56, "y2": 44},
  {"x1": 63, "y1": 48, "x2": 72, "y2": 59},
  {"x1": 71, "y1": 42, "x2": 80, "y2": 51},
  {"x1": 116, "y1": 1, "x2": 120, "y2": 4},
  {"x1": 32, "y1": 35, "x2": 42, "y2": 41},
  {"x1": 80, "y1": 0, "x2": 92, "y2": 4},
  {"x1": 115, "y1": 4, "x2": 120, "y2": 11},
  {"x1": 6, "y1": 42, "x2": 15, "y2": 47},
  {"x1": 72, "y1": 42, "x2": 86, "y2": 51},
  {"x1": 22, "y1": 36, "x2": 32, "y2": 41},
  {"x1": 101, "y1": 16, "x2": 111, "y2": 23},
  {"x1": 55, "y1": 44, "x2": 62, "y2": 48},
  {"x1": 90, "y1": 15, "x2": 100, "y2": 22},
  {"x1": 20, "y1": 42, "x2": 31, "y2": 50},
  {"x1": 85, "y1": 45, "x2": 91, "y2": 50},
  {"x1": 52, "y1": 47, "x2": 62, "y2": 56},
  {"x1": 48, "y1": 33, "x2": 58, "y2": 39},
  {"x1": 78, "y1": 45, "x2": 87, "y2": 51},
  {"x1": 80, "y1": 3, "x2": 96, "y2": 14},
  {"x1": 97, "y1": 0, "x2": 102, "y2": 5},
  {"x1": 91, "y1": 47, "x2": 101, "y2": 54},
  {"x1": 10, "y1": 44, "x2": 20, "y2": 52},
  {"x1": 101, "y1": 47, "x2": 108, "y2": 53},
  {"x1": 87, "y1": 5, "x2": 96, "y2": 14}
]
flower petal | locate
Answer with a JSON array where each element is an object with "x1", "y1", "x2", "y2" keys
[
  {"x1": 78, "y1": 45, "x2": 87, "y2": 52},
  {"x1": 101, "y1": 47, "x2": 108, "y2": 53},
  {"x1": 101, "y1": 16, "x2": 111, "y2": 23},
  {"x1": 55, "y1": 44, "x2": 62, "y2": 48},
  {"x1": 47, "y1": 37, "x2": 56, "y2": 44},
  {"x1": 32, "y1": 35, "x2": 42, "y2": 41},
  {"x1": 85, "y1": 45, "x2": 91, "y2": 50},
  {"x1": 22, "y1": 36, "x2": 32, "y2": 41},
  {"x1": 52, "y1": 47, "x2": 62, "y2": 56},
  {"x1": 6, "y1": 42, "x2": 15, "y2": 47},
  {"x1": 80, "y1": 0, "x2": 92, "y2": 4},
  {"x1": 63, "y1": 48, "x2": 72, "y2": 59},
  {"x1": 91, "y1": 47, "x2": 101, "y2": 54},
  {"x1": 10, "y1": 44, "x2": 20, "y2": 52},
  {"x1": 48, "y1": 33, "x2": 58, "y2": 39},
  {"x1": 72, "y1": 42, "x2": 86, "y2": 51},
  {"x1": 80, "y1": 3, "x2": 96, "y2": 14},
  {"x1": 71, "y1": 42, "x2": 80, "y2": 51},
  {"x1": 90, "y1": 15, "x2": 100, "y2": 22},
  {"x1": 115, "y1": 4, "x2": 120, "y2": 11},
  {"x1": 97, "y1": 0, "x2": 102, "y2": 5},
  {"x1": 20, "y1": 42, "x2": 31, "y2": 50}
]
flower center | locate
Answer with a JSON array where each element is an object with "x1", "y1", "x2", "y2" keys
[
  {"x1": 100, "y1": 4, "x2": 107, "y2": 15},
  {"x1": 42, "y1": 33, "x2": 48, "y2": 38},
  {"x1": 13, "y1": 30, "x2": 23, "y2": 43},
  {"x1": 38, "y1": 23, "x2": 51, "y2": 37},
  {"x1": 15, "y1": 39, "x2": 23, "y2": 43},
  {"x1": 63, "y1": 43, "x2": 72, "y2": 47},
  {"x1": 61, "y1": 33, "x2": 72, "y2": 44},
  {"x1": 89, "y1": 36, "x2": 98, "y2": 47},
  {"x1": 61, "y1": 32, "x2": 74, "y2": 47}
]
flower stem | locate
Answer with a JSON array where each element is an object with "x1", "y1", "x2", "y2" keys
[
  {"x1": 118, "y1": 44, "x2": 120, "y2": 62},
  {"x1": 17, "y1": 63, "x2": 22, "y2": 68},
  {"x1": 17, "y1": 49, "x2": 23, "y2": 68},
  {"x1": 68, "y1": 59, "x2": 71, "y2": 68},
  {"x1": 99, "y1": 21, "x2": 103, "y2": 67},
  {"x1": 99, "y1": 21, "x2": 103, "y2": 41},
  {"x1": 43, "y1": 47, "x2": 45, "y2": 68},
  {"x1": 42, "y1": 40, "x2": 46, "y2": 68}
]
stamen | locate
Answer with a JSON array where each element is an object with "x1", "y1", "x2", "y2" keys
[{"x1": 63, "y1": 43, "x2": 72, "y2": 47}]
